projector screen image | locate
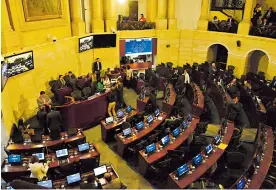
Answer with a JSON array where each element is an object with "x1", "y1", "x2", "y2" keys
[
  {"x1": 79, "y1": 35, "x2": 93, "y2": 53},
  {"x1": 1, "y1": 61, "x2": 8, "y2": 91},
  {"x1": 5, "y1": 51, "x2": 34, "y2": 78},
  {"x1": 125, "y1": 38, "x2": 152, "y2": 56}
]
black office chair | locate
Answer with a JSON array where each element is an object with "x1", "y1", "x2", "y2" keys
[
  {"x1": 91, "y1": 81, "x2": 97, "y2": 95},
  {"x1": 71, "y1": 90, "x2": 82, "y2": 101},
  {"x1": 49, "y1": 127, "x2": 61, "y2": 141},
  {"x1": 127, "y1": 139, "x2": 148, "y2": 165},
  {"x1": 225, "y1": 151, "x2": 246, "y2": 179},
  {"x1": 48, "y1": 141, "x2": 65, "y2": 153},
  {"x1": 195, "y1": 122, "x2": 209, "y2": 135},
  {"x1": 66, "y1": 137, "x2": 86, "y2": 149},
  {"x1": 31, "y1": 134, "x2": 42, "y2": 143},
  {"x1": 53, "y1": 162, "x2": 78, "y2": 180},
  {"x1": 139, "y1": 73, "x2": 145, "y2": 80},
  {"x1": 147, "y1": 133, "x2": 159, "y2": 144},
  {"x1": 82, "y1": 87, "x2": 92, "y2": 99},
  {"x1": 261, "y1": 178, "x2": 276, "y2": 189},
  {"x1": 19, "y1": 176, "x2": 38, "y2": 184},
  {"x1": 228, "y1": 128, "x2": 242, "y2": 151},
  {"x1": 79, "y1": 157, "x2": 99, "y2": 173},
  {"x1": 149, "y1": 158, "x2": 172, "y2": 185},
  {"x1": 10, "y1": 180, "x2": 47, "y2": 189},
  {"x1": 121, "y1": 122, "x2": 131, "y2": 130}
]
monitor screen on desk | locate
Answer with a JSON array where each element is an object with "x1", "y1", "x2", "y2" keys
[
  {"x1": 117, "y1": 110, "x2": 124, "y2": 118},
  {"x1": 214, "y1": 135, "x2": 221, "y2": 145},
  {"x1": 8, "y1": 155, "x2": 21, "y2": 164},
  {"x1": 37, "y1": 180, "x2": 53, "y2": 188},
  {"x1": 126, "y1": 105, "x2": 132, "y2": 113},
  {"x1": 78, "y1": 143, "x2": 90, "y2": 152},
  {"x1": 172, "y1": 127, "x2": 181, "y2": 138},
  {"x1": 187, "y1": 114, "x2": 192, "y2": 122},
  {"x1": 154, "y1": 109, "x2": 160, "y2": 117},
  {"x1": 32, "y1": 153, "x2": 45, "y2": 161},
  {"x1": 56, "y1": 149, "x2": 68, "y2": 158},
  {"x1": 147, "y1": 115, "x2": 154, "y2": 124},
  {"x1": 236, "y1": 177, "x2": 246, "y2": 189},
  {"x1": 205, "y1": 144, "x2": 213, "y2": 155},
  {"x1": 183, "y1": 121, "x2": 188, "y2": 129},
  {"x1": 66, "y1": 173, "x2": 81, "y2": 185},
  {"x1": 161, "y1": 135, "x2": 170, "y2": 146},
  {"x1": 146, "y1": 143, "x2": 156, "y2": 154},
  {"x1": 94, "y1": 165, "x2": 107, "y2": 177},
  {"x1": 105, "y1": 116, "x2": 114, "y2": 124},
  {"x1": 136, "y1": 121, "x2": 144, "y2": 130},
  {"x1": 193, "y1": 154, "x2": 203, "y2": 166},
  {"x1": 123, "y1": 128, "x2": 132, "y2": 136},
  {"x1": 177, "y1": 163, "x2": 189, "y2": 177}
]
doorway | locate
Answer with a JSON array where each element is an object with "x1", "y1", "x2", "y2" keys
[
  {"x1": 207, "y1": 44, "x2": 229, "y2": 69},
  {"x1": 245, "y1": 50, "x2": 269, "y2": 74}
]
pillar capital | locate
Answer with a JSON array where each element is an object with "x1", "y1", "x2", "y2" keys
[
  {"x1": 238, "y1": 0, "x2": 254, "y2": 35},
  {"x1": 105, "y1": 0, "x2": 117, "y2": 32},
  {"x1": 197, "y1": 0, "x2": 210, "y2": 30},
  {"x1": 156, "y1": 0, "x2": 167, "y2": 30},
  {"x1": 146, "y1": 0, "x2": 157, "y2": 22},
  {"x1": 69, "y1": 0, "x2": 85, "y2": 36},
  {"x1": 90, "y1": 0, "x2": 104, "y2": 33}
]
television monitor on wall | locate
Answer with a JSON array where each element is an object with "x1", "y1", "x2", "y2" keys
[
  {"x1": 4, "y1": 51, "x2": 34, "y2": 78},
  {"x1": 79, "y1": 35, "x2": 93, "y2": 53},
  {"x1": 93, "y1": 34, "x2": 116, "y2": 48},
  {"x1": 125, "y1": 38, "x2": 152, "y2": 56},
  {"x1": 1, "y1": 60, "x2": 8, "y2": 91}
]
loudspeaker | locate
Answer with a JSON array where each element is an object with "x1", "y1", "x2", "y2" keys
[{"x1": 236, "y1": 40, "x2": 241, "y2": 47}]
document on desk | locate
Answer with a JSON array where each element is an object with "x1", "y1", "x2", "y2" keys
[
  {"x1": 99, "y1": 178, "x2": 107, "y2": 185},
  {"x1": 157, "y1": 117, "x2": 163, "y2": 120},
  {"x1": 218, "y1": 143, "x2": 228, "y2": 150}
]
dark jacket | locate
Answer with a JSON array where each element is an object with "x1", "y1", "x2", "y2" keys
[
  {"x1": 93, "y1": 62, "x2": 102, "y2": 73},
  {"x1": 266, "y1": 105, "x2": 276, "y2": 130},
  {"x1": 46, "y1": 110, "x2": 62, "y2": 130},
  {"x1": 10, "y1": 124, "x2": 24, "y2": 143}
]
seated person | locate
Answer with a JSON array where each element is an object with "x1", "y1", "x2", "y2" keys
[
  {"x1": 64, "y1": 71, "x2": 76, "y2": 84},
  {"x1": 18, "y1": 118, "x2": 34, "y2": 139},
  {"x1": 37, "y1": 91, "x2": 52, "y2": 110},
  {"x1": 102, "y1": 173, "x2": 122, "y2": 189},
  {"x1": 269, "y1": 76, "x2": 276, "y2": 90},
  {"x1": 102, "y1": 75, "x2": 111, "y2": 89},
  {"x1": 57, "y1": 75, "x2": 67, "y2": 89},
  {"x1": 266, "y1": 98, "x2": 276, "y2": 131},
  {"x1": 29, "y1": 155, "x2": 49, "y2": 181},
  {"x1": 226, "y1": 78, "x2": 238, "y2": 98},
  {"x1": 10, "y1": 123, "x2": 24, "y2": 143},
  {"x1": 212, "y1": 16, "x2": 219, "y2": 24},
  {"x1": 80, "y1": 175, "x2": 102, "y2": 189},
  {"x1": 107, "y1": 85, "x2": 117, "y2": 117},
  {"x1": 162, "y1": 112, "x2": 184, "y2": 128},
  {"x1": 139, "y1": 14, "x2": 146, "y2": 22}
]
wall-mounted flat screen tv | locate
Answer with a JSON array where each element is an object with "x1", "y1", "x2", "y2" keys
[
  {"x1": 1, "y1": 60, "x2": 8, "y2": 91},
  {"x1": 93, "y1": 34, "x2": 116, "y2": 48},
  {"x1": 79, "y1": 35, "x2": 93, "y2": 53},
  {"x1": 5, "y1": 51, "x2": 34, "y2": 78},
  {"x1": 125, "y1": 38, "x2": 152, "y2": 56}
]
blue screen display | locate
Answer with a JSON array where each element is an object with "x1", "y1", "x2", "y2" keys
[
  {"x1": 126, "y1": 105, "x2": 132, "y2": 113},
  {"x1": 8, "y1": 155, "x2": 21, "y2": 163},
  {"x1": 78, "y1": 143, "x2": 90, "y2": 152},
  {"x1": 56, "y1": 149, "x2": 68, "y2": 158},
  {"x1": 123, "y1": 128, "x2": 132, "y2": 136},
  {"x1": 66, "y1": 173, "x2": 81, "y2": 184},
  {"x1": 215, "y1": 135, "x2": 221, "y2": 144},
  {"x1": 177, "y1": 164, "x2": 189, "y2": 177},
  {"x1": 117, "y1": 110, "x2": 124, "y2": 118},
  {"x1": 37, "y1": 180, "x2": 53, "y2": 188},
  {"x1": 183, "y1": 121, "x2": 188, "y2": 129},
  {"x1": 136, "y1": 121, "x2": 144, "y2": 130},
  {"x1": 32, "y1": 153, "x2": 45, "y2": 161},
  {"x1": 146, "y1": 143, "x2": 156, "y2": 154},
  {"x1": 154, "y1": 109, "x2": 160, "y2": 117},
  {"x1": 161, "y1": 135, "x2": 170, "y2": 145},
  {"x1": 206, "y1": 144, "x2": 213, "y2": 155},
  {"x1": 125, "y1": 38, "x2": 152, "y2": 55},
  {"x1": 237, "y1": 178, "x2": 246, "y2": 189},
  {"x1": 193, "y1": 154, "x2": 203, "y2": 166},
  {"x1": 172, "y1": 127, "x2": 180, "y2": 137},
  {"x1": 147, "y1": 115, "x2": 154, "y2": 123}
]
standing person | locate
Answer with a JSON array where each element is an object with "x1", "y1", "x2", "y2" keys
[
  {"x1": 56, "y1": 75, "x2": 67, "y2": 89},
  {"x1": 126, "y1": 65, "x2": 132, "y2": 88},
  {"x1": 107, "y1": 85, "x2": 117, "y2": 117},
  {"x1": 252, "y1": 4, "x2": 262, "y2": 26},
  {"x1": 183, "y1": 69, "x2": 190, "y2": 84},
  {"x1": 29, "y1": 155, "x2": 49, "y2": 181},
  {"x1": 37, "y1": 91, "x2": 52, "y2": 110},
  {"x1": 139, "y1": 14, "x2": 146, "y2": 22},
  {"x1": 93, "y1": 58, "x2": 102, "y2": 81},
  {"x1": 116, "y1": 78, "x2": 126, "y2": 108},
  {"x1": 46, "y1": 106, "x2": 62, "y2": 137}
]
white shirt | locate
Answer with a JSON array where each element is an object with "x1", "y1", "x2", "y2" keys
[
  {"x1": 97, "y1": 62, "x2": 100, "y2": 71},
  {"x1": 184, "y1": 72, "x2": 190, "y2": 84}
]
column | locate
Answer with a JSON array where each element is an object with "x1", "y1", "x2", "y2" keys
[
  {"x1": 90, "y1": 0, "x2": 104, "y2": 33},
  {"x1": 146, "y1": 0, "x2": 157, "y2": 22},
  {"x1": 238, "y1": 0, "x2": 253, "y2": 35},
  {"x1": 1, "y1": 0, "x2": 20, "y2": 53},
  {"x1": 69, "y1": 0, "x2": 85, "y2": 36},
  {"x1": 156, "y1": 0, "x2": 167, "y2": 29},
  {"x1": 105, "y1": 0, "x2": 117, "y2": 32},
  {"x1": 197, "y1": 0, "x2": 210, "y2": 30},
  {"x1": 167, "y1": 0, "x2": 177, "y2": 29}
]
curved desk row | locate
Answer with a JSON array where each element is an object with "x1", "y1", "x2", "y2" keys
[
  {"x1": 138, "y1": 116, "x2": 200, "y2": 176},
  {"x1": 162, "y1": 84, "x2": 176, "y2": 116},
  {"x1": 56, "y1": 92, "x2": 109, "y2": 130},
  {"x1": 191, "y1": 83, "x2": 204, "y2": 117},
  {"x1": 1, "y1": 145, "x2": 100, "y2": 182},
  {"x1": 137, "y1": 96, "x2": 150, "y2": 112},
  {"x1": 6, "y1": 131, "x2": 86, "y2": 154},
  {"x1": 115, "y1": 112, "x2": 167, "y2": 158},
  {"x1": 167, "y1": 120, "x2": 234, "y2": 189}
]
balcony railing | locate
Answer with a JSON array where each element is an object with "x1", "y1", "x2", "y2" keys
[
  {"x1": 210, "y1": 0, "x2": 245, "y2": 10},
  {"x1": 250, "y1": 25, "x2": 276, "y2": 39},
  {"x1": 117, "y1": 21, "x2": 155, "y2": 31},
  {"x1": 208, "y1": 21, "x2": 238, "y2": 33}
]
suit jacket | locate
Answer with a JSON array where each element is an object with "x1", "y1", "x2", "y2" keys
[
  {"x1": 263, "y1": 10, "x2": 274, "y2": 19},
  {"x1": 46, "y1": 110, "x2": 62, "y2": 130},
  {"x1": 64, "y1": 74, "x2": 76, "y2": 85},
  {"x1": 227, "y1": 18, "x2": 235, "y2": 25},
  {"x1": 56, "y1": 79, "x2": 66, "y2": 89},
  {"x1": 93, "y1": 62, "x2": 102, "y2": 73},
  {"x1": 103, "y1": 178, "x2": 121, "y2": 189},
  {"x1": 37, "y1": 110, "x2": 47, "y2": 129},
  {"x1": 37, "y1": 95, "x2": 51, "y2": 110}
]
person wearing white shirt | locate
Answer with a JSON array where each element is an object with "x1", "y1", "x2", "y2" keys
[
  {"x1": 184, "y1": 69, "x2": 190, "y2": 84},
  {"x1": 102, "y1": 75, "x2": 111, "y2": 89}
]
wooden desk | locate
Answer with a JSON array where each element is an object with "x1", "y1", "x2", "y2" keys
[
  {"x1": 138, "y1": 116, "x2": 200, "y2": 176},
  {"x1": 127, "y1": 62, "x2": 152, "y2": 70},
  {"x1": 100, "y1": 109, "x2": 138, "y2": 142},
  {"x1": 247, "y1": 127, "x2": 274, "y2": 189},
  {"x1": 6, "y1": 131, "x2": 86, "y2": 154},
  {"x1": 167, "y1": 121, "x2": 235, "y2": 189},
  {"x1": 115, "y1": 112, "x2": 167, "y2": 158},
  {"x1": 162, "y1": 84, "x2": 176, "y2": 116},
  {"x1": 1, "y1": 145, "x2": 100, "y2": 183},
  {"x1": 192, "y1": 84, "x2": 204, "y2": 117},
  {"x1": 137, "y1": 96, "x2": 149, "y2": 112}
]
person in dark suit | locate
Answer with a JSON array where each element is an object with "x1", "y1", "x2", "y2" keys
[
  {"x1": 116, "y1": 77, "x2": 125, "y2": 108},
  {"x1": 260, "y1": 18, "x2": 269, "y2": 26},
  {"x1": 227, "y1": 78, "x2": 238, "y2": 98},
  {"x1": 10, "y1": 123, "x2": 24, "y2": 143},
  {"x1": 64, "y1": 71, "x2": 76, "y2": 86},
  {"x1": 80, "y1": 175, "x2": 102, "y2": 189},
  {"x1": 37, "y1": 109, "x2": 48, "y2": 135},
  {"x1": 252, "y1": 4, "x2": 262, "y2": 26},
  {"x1": 56, "y1": 75, "x2": 66, "y2": 89},
  {"x1": 209, "y1": 63, "x2": 217, "y2": 80},
  {"x1": 266, "y1": 98, "x2": 276, "y2": 131},
  {"x1": 93, "y1": 58, "x2": 102, "y2": 81},
  {"x1": 263, "y1": 7, "x2": 274, "y2": 23},
  {"x1": 46, "y1": 106, "x2": 62, "y2": 138},
  {"x1": 269, "y1": 76, "x2": 276, "y2": 90}
]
